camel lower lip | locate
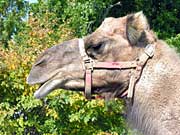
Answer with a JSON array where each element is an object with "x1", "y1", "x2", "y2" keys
[
  {"x1": 34, "y1": 79, "x2": 62, "y2": 99},
  {"x1": 34, "y1": 79, "x2": 85, "y2": 99}
]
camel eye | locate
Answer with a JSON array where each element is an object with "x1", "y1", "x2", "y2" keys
[
  {"x1": 92, "y1": 43, "x2": 103, "y2": 50},
  {"x1": 86, "y1": 42, "x2": 105, "y2": 59},
  {"x1": 92, "y1": 42, "x2": 105, "y2": 53}
]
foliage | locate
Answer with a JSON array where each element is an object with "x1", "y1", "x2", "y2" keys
[
  {"x1": 166, "y1": 34, "x2": 180, "y2": 52},
  {"x1": 61, "y1": 0, "x2": 112, "y2": 36},
  {"x1": 0, "y1": 0, "x2": 28, "y2": 48},
  {"x1": 30, "y1": 0, "x2": 113, "y2": 37},
  {"x1": 110, "y1": 0, "x2": 180, "y2": 39},
  {"x1": 0, "y1": 91, "x2": 128, "y2": 134},
  {"x1": 0, "y1": 0, "x2": 179, "y2": 135}
]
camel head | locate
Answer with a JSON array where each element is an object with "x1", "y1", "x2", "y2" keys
[{"x1": 27, "y1": 11, "x2": 156, "y2": 99}]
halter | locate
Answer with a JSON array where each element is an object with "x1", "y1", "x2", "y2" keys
[{"x1": 78, "y1": 38, "x2": 155, "y2": 102}]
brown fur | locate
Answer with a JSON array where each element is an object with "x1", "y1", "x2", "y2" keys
[
  {"x1": 128, "y1": 40, "x2": 180, "y2": 135},
  {"x1": 27, "y1": 12, "x2": 180, "y2": 135}
]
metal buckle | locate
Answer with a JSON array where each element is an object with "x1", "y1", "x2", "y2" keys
[
  {"x1": 83, "y1": 57, "x2": 94, "y2": 70},
  {"x1": 144, "y1": 44, "x2": 155, "y2": 57}
]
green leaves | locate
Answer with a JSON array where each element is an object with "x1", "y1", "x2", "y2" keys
[
  {"x1": 0, "y1": 0, "x2": 28, "y2": 48},
  {"x1": 61, "y1": 0, "x2": 112, "y2": 37},
  {"x1": 166, "y1": 34, "x2": 180, "y2": 52}
]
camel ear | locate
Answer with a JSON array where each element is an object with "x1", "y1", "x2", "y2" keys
[{"x1": 127, "y1": 11, "x2": 149, "y2": 45}]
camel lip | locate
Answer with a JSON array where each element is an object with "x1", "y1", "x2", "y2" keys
[
  {"x1": 27, "y1": 69, "x2": 63, "y2": 85},
  {"x1": 33, "y1": 81, "x2": 51, "y2": 99},
  {"x1": 33, "y1": 78, "x2": 85, "y2": 99},
  {"x1": 33, "y1": 79, "x2": 62, "y2": 99}
]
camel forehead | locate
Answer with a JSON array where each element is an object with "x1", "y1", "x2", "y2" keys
[{"x1": 98, "y1": 16, "x2": 127, "y2": 34}]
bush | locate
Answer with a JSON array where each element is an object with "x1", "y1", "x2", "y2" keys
[
  {"x1": 29, "y1": 0, "x2": 114, "y2": 37},
  {"x1": 61, "y1": 0, "x2": 112, "y2": 36},
  {"x1": 109, "y1": 0, "x2": 180, "y2": 39},
  {"x1": 166, "y1": 34, "x2": 180, "y2": 52}
]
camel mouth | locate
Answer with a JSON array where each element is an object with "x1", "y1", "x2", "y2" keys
[{"x1": 33, "y1": 76, "x2": 85, "y2": 99}]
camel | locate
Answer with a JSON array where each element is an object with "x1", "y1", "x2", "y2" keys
[{"x1": 27, "y1": 12, "x2": 180, "y2": 135}]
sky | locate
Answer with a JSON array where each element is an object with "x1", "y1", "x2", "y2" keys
[{"x1": 26, "y1": 0, "x2": 38, "y2": 3}]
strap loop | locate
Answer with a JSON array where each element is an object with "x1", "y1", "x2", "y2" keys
[
  {"x1": 84, "y1": 57, "x2": 94, "y2": 70},
  {"x1": 144, "y1": 44, "x2": 155, "y2": 57}
]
